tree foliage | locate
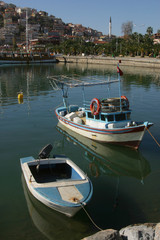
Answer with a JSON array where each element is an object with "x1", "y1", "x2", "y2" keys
[
  {"x1": 49, "y1": 31, "x2": 160, "y2": 58},
  {"x1": 146, "y1": 26, "x2": 153, "y2": 36}
]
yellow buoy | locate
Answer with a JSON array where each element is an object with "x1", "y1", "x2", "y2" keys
[{"x1": 18, "y1": 92, "x2": 23, "y2": 104}]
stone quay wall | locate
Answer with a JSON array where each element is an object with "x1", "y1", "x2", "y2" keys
[{"x1": 56, "y1": 55, "x2": 160, "y2": 68}]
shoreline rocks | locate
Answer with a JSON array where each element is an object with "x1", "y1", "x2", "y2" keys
[{"x1": 82, "y1": 223, "x2": 160, "y2": 240}]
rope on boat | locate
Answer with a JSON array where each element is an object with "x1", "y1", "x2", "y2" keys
[
  {"x1": 76, "y1": 200, "x2": 103, "y2": 231},
  {"x1": 146, "y1": 127, "x2": 160, "y2": 147}
]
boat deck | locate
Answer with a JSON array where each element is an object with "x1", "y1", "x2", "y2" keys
[{"x1": 75, "y1": 111, "x2": 86, "y2": 124}]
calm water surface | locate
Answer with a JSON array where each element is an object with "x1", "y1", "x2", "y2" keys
[{"x1": 0, "y1": 63, "x2": 160, "y2": 240}]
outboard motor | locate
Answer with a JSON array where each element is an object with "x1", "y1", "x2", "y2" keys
[{"x1": 38, "y1": 144, "x2": 53, "y2": 159}]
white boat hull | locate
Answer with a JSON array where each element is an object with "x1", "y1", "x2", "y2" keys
[{"x1": 56, "y1": 112, "x2": 152, "y2": 149}]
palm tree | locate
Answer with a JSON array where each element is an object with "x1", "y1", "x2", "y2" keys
[
  {"x1": 142, "y1": 34, "x2": 154, "y2": 56},
  {"x1": 146, "y1": 27, "x2": 153, "y2": 36}
]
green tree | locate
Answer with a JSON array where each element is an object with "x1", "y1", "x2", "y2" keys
[
  {"x1": 146, "y1": 26, "x2": 153, "y2": 36},
  {"x1": 141, "y1": 34, "x2": 154, "y2": 55}
]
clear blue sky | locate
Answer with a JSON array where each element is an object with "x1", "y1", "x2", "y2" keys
[{"x1": 4, "y1": 0, "x2": 160, "y2": 36}]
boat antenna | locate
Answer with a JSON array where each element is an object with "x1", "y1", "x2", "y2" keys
[
  {"x1": 117, "y1": 60, "x2": 123, "y2": 111},
  {"x1": 26, "y1": 9, "x2": 29, "y2": 52}
]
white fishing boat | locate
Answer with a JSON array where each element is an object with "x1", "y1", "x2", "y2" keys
[
  {"x1": 50, "y1": 62, "x2": 153, "y2": 149},
  {"x1": 20, "y1": 144, "x2": 93, "y2": 217}
]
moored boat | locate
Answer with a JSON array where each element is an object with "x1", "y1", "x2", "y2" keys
[
  {"x1": 52, "y1": 64, "x2": 153, "y2": 149},
  {"x1": 20, "y1": 144, "x2": 93, "y2": 217},
  {"x1": 0, "y1": 51, "x2": 58, "y2": 64},
  {"x1": 55, "y1": 99, "x2": 152, "y2": 149}
]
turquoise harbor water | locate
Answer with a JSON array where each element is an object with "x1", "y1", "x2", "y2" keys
[{"x1": 0, "y1": 63, "x2": 160, "y2": 240}]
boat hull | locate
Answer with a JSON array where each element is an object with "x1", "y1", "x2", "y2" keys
[
  {"x1": 25, "y1": 179, "x2": 81, "y2": 217},
  {"x1": 0, "y1": 53, "x2": 58, "y2": 64},
  {"x1": 0, "y1": 58, "x2": 57, "y2": 64},
  {"x1": 56, "y1": 111, "x2": 151, "y2": 149}
]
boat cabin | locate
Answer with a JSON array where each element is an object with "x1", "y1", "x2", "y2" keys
[
  {"x1": 57, "y1": 96, "x2": 134, "y2": 129},
  {"x1": 86, "y1": 110, "x2": 132, "y2": 129}
]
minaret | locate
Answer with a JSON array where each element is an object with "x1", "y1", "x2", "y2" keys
[{"x1": 109, "y1": 16, "x2": 112, "y2": 38}]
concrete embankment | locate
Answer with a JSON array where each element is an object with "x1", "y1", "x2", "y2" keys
[{"x1": 57, "y1": 55, "x2": 160, "y2": 68}]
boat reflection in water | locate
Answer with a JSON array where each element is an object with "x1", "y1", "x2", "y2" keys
[
  {"x1": 56, "y1": 122, "x2": 151, "y2": 182},
  {"x1": 22, "y1": 175, "x2": 91, "y2": 240}
]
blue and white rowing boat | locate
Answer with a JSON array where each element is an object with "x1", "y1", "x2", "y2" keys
[
  {"x1": 52, "y1": 63, "x2": 153, "y2": 149},
  {"x1": 20, "y1": 144, "x2": 93, "y2": 217}
]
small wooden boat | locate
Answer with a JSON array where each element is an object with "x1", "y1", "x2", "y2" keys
[{"x1": 20, "y1": 144, "x2": 93, "y2": 217}]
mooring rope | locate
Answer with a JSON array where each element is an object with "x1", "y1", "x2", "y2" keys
[
  {"x1": 146, "y1": 127, "x2": 160, "y2": 147},
  {"x1": 78, "y1": 201, "x2": 103, "y2": 231}
]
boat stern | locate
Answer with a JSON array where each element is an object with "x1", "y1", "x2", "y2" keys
[{"x1": 20, "y1": 156, "x2": 35, "y2": 165}]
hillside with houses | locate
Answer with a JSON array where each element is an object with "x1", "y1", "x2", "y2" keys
[
  {"x1": 0, "y1": 1, "x2": 160, "y2": 56},
  {"x1": 0, "y1": 1, "x2": 107, "y2": 51}
]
